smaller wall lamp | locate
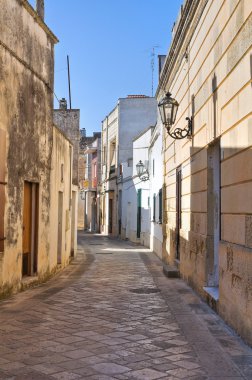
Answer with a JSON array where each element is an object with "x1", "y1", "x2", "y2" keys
[
  {"x1": 136, "y1": 160, "x2": 149, "y2": 182},
  {"x1": 80, "y1": 190, "x2": 85, "y2": 200},
  {"x1": 158, "y1": 92, "x2": 192, "y2": 140}
]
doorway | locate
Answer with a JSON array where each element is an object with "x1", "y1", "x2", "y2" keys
[
  {"x1": 137, "y1": 189, "x2": 142, "y2": 239},
  {"x1": 22, "y1": 182, "x2": 38, "y2": 276},
  {"x1": 71, "y1": 191, "x2": 76, "y2": 257},
  {"x1": 207, "y1": 139, "x2": 220, "y2": 286},
  {"x1": 176, "y1": 166, "x2": 182, "y2": 261},
  {"x1": 118, "y1": 190, "x2": 122, "y2": 235},
  {"x1": 126, "y1": 202, "x2": 131, "y2": 239},
  {"x1": 57, "y1": 191, "x2": 63, "y2": 264},
  {"x1": 109, "y1": 198, "x2": 113, "y2": 234},
  {"x1": 91, "y1": 196, "x2": 97, "y2": 232}
]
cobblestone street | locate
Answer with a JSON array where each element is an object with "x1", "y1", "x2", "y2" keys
[{"x1": 0, "y1": 232, "x2": 251, "y2": 380}]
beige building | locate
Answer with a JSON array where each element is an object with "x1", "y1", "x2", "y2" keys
[
  {"x1": 158, "y1": 0, "x2": 252, "y2": 345},
  {"x1": 0, "y1": 0, "x2": 77, "y2": 296},
  {"x1": 78, "y1": 132, "x2": 101, "y2": 232},
  {"x1": 50, "y1": 126, "x2": 77, "y2": 268}
]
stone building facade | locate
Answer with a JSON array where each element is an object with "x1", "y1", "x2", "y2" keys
[
  {"x1": 78, "y1": 133, "x2": 101, "y2": 232},
  {"x1": 50, "y1": 126, "x2": 77, "y2": 268},
  {"x1": 158, "y1": 0, "x2": 252, "y2": 344},
  {"x1": 0, "y1": 0, "x2": 77, "y2": 296},
  {"x1": 53, "y1": 103, "x2": 80, "y2": 186},
  {"x1": 100, "y1": 96, "x2": 157, "y2": 236}
]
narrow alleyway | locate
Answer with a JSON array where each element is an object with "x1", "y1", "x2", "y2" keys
[{"x1": 0, "y1": 232, "x2": 251, "y2": 380}]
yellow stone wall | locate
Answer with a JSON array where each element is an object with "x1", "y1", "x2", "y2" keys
[
  {"x1": 50, "y1": 127, "x2": 75, "y2": 271},
  {"x1": 160, "y1": 0, "x2": 252, "y2": 344}
]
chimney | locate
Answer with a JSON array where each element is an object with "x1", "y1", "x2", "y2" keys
[
  {"x1": 36, "y1": 0, "x2": 44, "y2": 21},
  {"x1": 80, "y1": 128, "x2": 86, "y2": 138},
  {"x1": 59, "y1": 98, "x2": 67, "y2": 110}
]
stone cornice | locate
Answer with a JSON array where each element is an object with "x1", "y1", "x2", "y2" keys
[
  {"x1": 156, "y1": 0, "x2": 208, "y2": 98},
  {"x1": 20, "y1": 0, "x2": 59, "y2": 44}
]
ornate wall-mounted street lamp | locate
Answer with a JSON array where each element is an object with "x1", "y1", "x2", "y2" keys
[
  {"x1": 80, "y1": 190, "x2": 85, "y2": 200},
  {"x1": 136, "y1": 160, "x2": 149, "y2": 182},
  {"x1": 158, "y1": 92, "x2": 192, "y2": 139}
]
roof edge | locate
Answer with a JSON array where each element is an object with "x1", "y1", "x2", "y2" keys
[
  {"x1": 21, "y1": 0, "x2": 59, "y2": 44},
  {"x1": 53, "y1": 124, "x2": 73, "y2": 145},
  {"x1": 132, "y1": 125, "x2": 155, "y2": 142}
]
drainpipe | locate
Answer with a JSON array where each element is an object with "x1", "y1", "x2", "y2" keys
[{"x1": 36, "y1": 0, "x2": 45, "y2": 21}]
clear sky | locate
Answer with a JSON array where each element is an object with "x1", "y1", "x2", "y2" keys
[{"x1": 29, "y1": 0, "x2": 183, "y2": 135}]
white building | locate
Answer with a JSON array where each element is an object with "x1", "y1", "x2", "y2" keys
[
  {"x1": 100, "y1": 95, "x2": 157, "y2": 236},
  {"x1": 122, "y1": 124, "x2": 164, "y2": 258},
  {"x1": 130, "y1": 127, "x2": 154, "y2": 246},
  {"x1": 148, "y1": 122, "x2": 163, "y2": 259}
]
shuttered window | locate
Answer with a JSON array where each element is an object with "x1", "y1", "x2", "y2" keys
[
  {"x1": 153, "y1": 194, "x2": 156, "y2": 221},
  {"x1": 0, "y1": 129, "x2": 6, "y2": 252},
  {"x1": 159, "y1": 188, "x2": 163, "y2": 223}
]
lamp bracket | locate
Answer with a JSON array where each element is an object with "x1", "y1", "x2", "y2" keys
[
  {"x1": 166, "y1": 116, "x2": 192, "y2": 140},
  {"x1": 139, "y1": 173, "x2": 149, "y2": 182}
]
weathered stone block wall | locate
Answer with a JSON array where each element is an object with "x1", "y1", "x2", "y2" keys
[
  {"x1": 0, "y1": 0, "x2": 57, "y2": 294},
  {"x1": 161, "y1": 0, "x2": 252, "y2": 343},
  {"x1": 219, "y1": 241, "x2": 252, "y2": 345}
]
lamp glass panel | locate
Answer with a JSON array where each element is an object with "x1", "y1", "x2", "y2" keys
[
  {"x1": 172, "y1": 103, "x2": 179, "y2": 124},
  {"x1": 159, "y1": 104, "x2": 166, "y2": 125},
  {"x1": 164, "y1": 103, "x2": 172, "y2": 125},
  {"x1": 136, "y1": 162, "x2": 144, "y2": 176}
]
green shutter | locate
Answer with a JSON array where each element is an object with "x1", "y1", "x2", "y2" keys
[{"x1": 137, "y1": 189, "x2": 142, "y2": 238}]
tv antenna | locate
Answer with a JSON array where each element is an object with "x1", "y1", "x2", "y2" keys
[
  {"x1": 67, "y1": 55, "x2": 72, "y2": 109},
  {"x1": 151, "y1": 45, "x2": 160, "y2": 96}
]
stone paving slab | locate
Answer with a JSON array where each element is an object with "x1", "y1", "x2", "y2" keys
[{"x1": 0, "y1": 231, "x2": 251, "y2": 379}]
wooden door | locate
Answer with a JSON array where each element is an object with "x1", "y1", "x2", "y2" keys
[
  {"x1": 71, "y1": 191, "x2": 76, "y2": 257},
  {"x1": 23, "y1": 182, "x2": 32, "y2": 275},
  {"x1": 57, "y1": 192, "x2": 63, "y2": 264}
]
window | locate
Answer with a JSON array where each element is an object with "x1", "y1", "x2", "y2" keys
[
  {"x1": 158, "y1": 188, "x2": 163, "y2": 223},
  {"x1": 110, "y1": 140, "x2": 116, "y2": 166},
  {"x1": 128, "y1": 158, "x2": 133, "y2": 167},
  {"x1": 153, "y1": 193, "x2": 156, "y2": 221},
  {"x1": 103, "y1": 145, "x2": 106, "y2": 163},
  {"x1": 119, "y1": 164, "x2": 123, "y2": 176},
  {"x1": 93, "y1": 162, "x2": 97, "y2": 178},
  {"x1": 61, "y1": 163, "x2": 64, "y2": 182}
]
